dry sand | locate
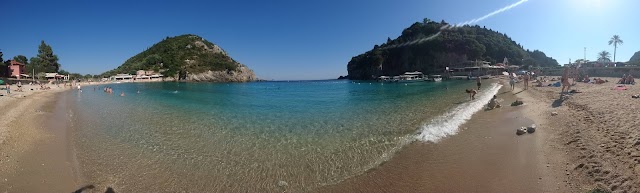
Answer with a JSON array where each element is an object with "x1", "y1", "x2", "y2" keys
[{"x1": 523, "y1": 77, "x2": 640, "y2": 192}]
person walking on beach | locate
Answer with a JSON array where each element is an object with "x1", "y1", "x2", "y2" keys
[
  {"x1": 509, "y1": 75, "x2": 516, "y2": 90},
  {"x1": 465, "y1": 89, "x2": 477, "y2": 100},
  {"x1": 16, "y1": 81, "x2": 22, "y2": 92},
  {"x1": 476, "y1": 76, "x2": 482, "y2": 90},
  {"x1": 5, "y1": 83, "x2": 9, "y2": 94}
]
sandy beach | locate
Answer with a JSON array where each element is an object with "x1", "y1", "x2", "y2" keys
[
  {"x1": 320, "y1": 77, "x2": 640, "y2": 192},
  {"x1": 317, "y1": 79, "x2": 575, "y2": 192},
  {"x1": 2, "y1": 78, "x2": 640, "y2": 192},
  {"x1": 523, "y1": 77, "x2": 640, "y2": 192},
  {"x1": 0, "y1": 82, "x2": 112, "y2": 192}
]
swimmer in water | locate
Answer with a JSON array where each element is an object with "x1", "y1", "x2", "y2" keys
[{"x1": 120, "y1": 91, "x2": 125, "y2": 96}]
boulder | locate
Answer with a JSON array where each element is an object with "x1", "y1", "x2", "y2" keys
[
  {"x1": 516, "y1": 127, "x2": 527, "y2": 135},
  {"x1": 551, "y1": 112, "x2": 558, "y2": 116},
  {"x1": 527, "y1": 124, "x2": 536, "y2": 133}
]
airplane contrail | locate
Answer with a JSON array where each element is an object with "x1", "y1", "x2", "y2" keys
[{"x1": 383, "y1": 0, "x2": 530, "y2": 49}]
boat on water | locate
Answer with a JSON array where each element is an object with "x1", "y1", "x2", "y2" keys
[
  {"x1": 377, "y1": 71, "x2": 424, "y2": 83},
  {"x1": 397, "y1": 72, "x2": 424, "y2": 83},
  {"x1": 426, "y1": 75, "x2": 443, "y2": 82}
]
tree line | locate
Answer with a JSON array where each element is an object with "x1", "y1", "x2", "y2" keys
[{"x1": 1, "y1": 41, "x2": 95, "y2": 80}]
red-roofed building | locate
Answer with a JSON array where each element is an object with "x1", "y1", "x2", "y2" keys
[{"x1": 8, "y1": 60, "x2": 26, "y2": 79}]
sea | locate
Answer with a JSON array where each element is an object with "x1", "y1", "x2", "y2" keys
[{"x1": 61, "y1": 79, "x2": 501, "y2": 192}]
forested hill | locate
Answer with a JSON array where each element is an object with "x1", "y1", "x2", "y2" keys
[
  {"x1": 629, "y1": 51, "x2": 640, "y2": 65},
  {"x1": 103, "y1": 34, "x2": 255, "y2": 82},
  {"x1": 347, "y1": 19, "x2": 559, "y2": 80}
]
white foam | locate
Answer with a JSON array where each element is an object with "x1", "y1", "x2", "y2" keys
[{"x1": 416, "y1": 83, "x2": 502, "y2": 142}]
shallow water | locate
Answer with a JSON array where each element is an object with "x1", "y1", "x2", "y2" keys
[{"x1": 66, "y1": 80, "x2": 498, "y2": 192}]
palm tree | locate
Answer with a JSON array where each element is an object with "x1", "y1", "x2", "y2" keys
[
  {"x1": 597, "y1": 50, "x2": 611, "y2": 62},
  {"x1": 608, "y1": 35, "x2": 623, "y2": 62}
]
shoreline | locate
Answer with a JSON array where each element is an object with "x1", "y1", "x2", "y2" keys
[
  {"x1": 3, "y1": 78, "x2": 638, "y2": 192},
  {"x1": 0, "y1": 86, "x2": 79, "y2": 192},
  {"x1": 317, "y1": 78, "x2": 575, "y2": 192}
]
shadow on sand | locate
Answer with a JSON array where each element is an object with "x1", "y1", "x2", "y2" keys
[
  {"x1": 552, "y1": 96, "x2": 566, "y2": 108},
  {"x1": 73, "y1": 185, "x2": 115, "y2": 193},
  {"x1": 513, "y1": 90, "x2": 525, "y2": 95}
]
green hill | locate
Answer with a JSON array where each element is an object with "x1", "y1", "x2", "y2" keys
[
  {"x1": 103, "y1": 34, "x2": 255, "y2": 82},
  {"x1": 629, "y1": 51, "x2": 640, "y2": 65},
  {"x1": 347, "y1": 19, "x2": 559, "y2": 80}
]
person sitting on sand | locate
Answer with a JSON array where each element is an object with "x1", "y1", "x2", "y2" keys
[
  {"x1": 626, "y1": 75, "x2": 635, "y2": 85},
  {"x1": 618, "y1": 74, "x2": 628, "y2": 84},
  {"x1": 465, "y1": 89, "x2": 477, "y2": 100},
  {"x1": 583, "y1": 75, "x2": 590, "y2": 83},
  {"x1": 487, "y1": 95, "x2": 502, "y2": 109}
]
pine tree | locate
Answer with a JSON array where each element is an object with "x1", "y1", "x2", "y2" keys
[{"x1": 35, "y1": 40, "x2": 60, "y2": 72}]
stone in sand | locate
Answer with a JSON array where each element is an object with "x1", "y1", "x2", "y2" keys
[
  {"x1": 516, "y1": 127, "x2": 527, "y2": 135},
  {"x1": 527, "y1": 124, "x2": 536, "y2": 133},
  {"x1": 278, "y1": 180, "x2": 288, "y2": 187},
  {"x1": 551, "y1": 112, "x2": 558, "y2": 116}
]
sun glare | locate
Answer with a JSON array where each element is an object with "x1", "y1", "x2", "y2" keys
[{"x1": 575, "y1": 0, "x2": 604, "y2": 8}]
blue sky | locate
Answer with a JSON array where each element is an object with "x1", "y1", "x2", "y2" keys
[{"x1": 1, "y1": 0, "x2": 638, "y2": 80}]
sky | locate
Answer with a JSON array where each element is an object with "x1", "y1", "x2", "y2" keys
[{"x1": 1, "y1": 0, "x2": 638, "y2": 80}]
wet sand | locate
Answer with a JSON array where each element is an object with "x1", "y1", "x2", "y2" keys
[{"x1": 318, "y1": 80, "x2": 575, "y2": 192}]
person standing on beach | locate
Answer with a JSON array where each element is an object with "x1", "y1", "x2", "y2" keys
[
  {"x1": 465, "y1": 89, "x2": 477, "y2": 100},
  {"x1": 476, "y1": 76, "x2": 481, "y2": 90},
  {"x1": 523, "y1": 72, "x2": 530, "y2": 90},
  {"x1": 5, "y1": 83, "x2": 9, "y2": 94},
  {"x1": 509, "y1": 75, "x2": 516, "y2": 90},
  {"x1": 561, "y1": 67, "x2": 571, "y2": 93}
]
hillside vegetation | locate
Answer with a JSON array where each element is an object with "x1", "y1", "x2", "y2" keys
[
  {"x1": 629, "y1": 51, "x2": 640, "y2": 65},
  {"x1": 347, "y1": 19, "x2": 559, "y2": 79},
  {"x1": 103, "y1": 34, "x2": 255, "y2": 82}
]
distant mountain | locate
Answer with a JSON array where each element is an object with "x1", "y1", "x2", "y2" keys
[
  {"x1": 347, "y1": 19, "x2": 559, "y2": 80},
  {"x1": 629, "y1": 51, "x2": 640, "y2": 65},
  {"x1": 103, "y1": 34, "x2": 255, "y2": 82}
]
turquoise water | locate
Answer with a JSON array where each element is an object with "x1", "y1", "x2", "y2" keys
[{"x1": 66, "y1": 80, "x2": 499, "y2": 192}]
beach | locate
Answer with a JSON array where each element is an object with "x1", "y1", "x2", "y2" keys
[
  {"x1": 1, "y1": 78, "x2": 639, "y2": 192},
  {"x1": 0, "y1": 82, "x2": 112, "y2": 192},
  {"x1": 317, "y1": 79, "x2": 573, "y2": 192},
  {"x1": 0, "y1": 84, "x2": 75, "y2": 192}
]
